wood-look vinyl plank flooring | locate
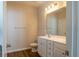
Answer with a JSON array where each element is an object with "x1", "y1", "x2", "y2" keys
[{"x1": 7, "y1": 49, "x2": 40, "y2": 57}]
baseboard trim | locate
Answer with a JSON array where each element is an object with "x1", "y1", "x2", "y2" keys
[{"x1": 7, "y1": 47, "x2": 31, "y2": 53}]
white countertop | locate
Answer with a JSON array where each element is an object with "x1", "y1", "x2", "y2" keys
[{"x1": 38, "y1": 35, "x2": 66, "y2": 44}]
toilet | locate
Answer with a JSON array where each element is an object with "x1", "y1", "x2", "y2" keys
[{"x1": 30, "y1": 43, "x2": 38, "y2": 52}]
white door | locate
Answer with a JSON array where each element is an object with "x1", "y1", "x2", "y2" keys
[{"x1": 7, "y1": 7, "x2": 28, "y2": 52}]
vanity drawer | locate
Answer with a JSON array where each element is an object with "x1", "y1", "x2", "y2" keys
[{"x1": 54, "y1": 41, "x2": 66, "y2": 50}]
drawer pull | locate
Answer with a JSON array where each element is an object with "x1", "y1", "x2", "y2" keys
[{"x1": 49, "y1": 43, "x2": 51, "y2": 45}]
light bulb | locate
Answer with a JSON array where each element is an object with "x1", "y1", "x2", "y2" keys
[
  {"x1": 45, "y1": 8, "x2": 47, "y2": 11},
  {"x1": 52, "y1": 4, "x2": 54, "y2": 8},
  {"x1": 48, "y1": 6, "x2": 50, "y2": 9}
]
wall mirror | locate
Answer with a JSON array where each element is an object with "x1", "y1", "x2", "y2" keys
[{"x1": 46, "y1": 7, "x2": 66, "y2": 36}]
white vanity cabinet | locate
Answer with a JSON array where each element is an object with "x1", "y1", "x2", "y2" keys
[
  {"x1": 38, "y1": 38, "x2": 47, "y2": 57},
  {"x1": 37, "y1": 36, "x2": 66, "y2": 57}
]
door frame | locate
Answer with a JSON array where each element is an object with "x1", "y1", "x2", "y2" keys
[
  {"x1": 67, "y1": 1, "x2": 79, "y2": 57},
  {"x1": 77, "y1": 1, "x2": 79, "y2": 57},
  {"x1": 3, "y1": 1, "x2": 7, "y2": 57}
]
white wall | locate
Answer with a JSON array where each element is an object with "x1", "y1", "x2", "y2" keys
[
  {"x1": 38, "y1": 7, "x2": 47, "y2": 36},
  {"x1": 7, "y1": 2, "x2": 38, "y2": 52},
  {"x1": 0, "y1": 2, "x2": 3, "y2": 45}
]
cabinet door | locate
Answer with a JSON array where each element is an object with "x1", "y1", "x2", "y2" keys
[
  {"x1": 42, "y1": 39, "x2": 47, "y2": 57},
  {"x1": 38, "y1": 38, "x2": 42, "y2": 56},
  {"x1": 54, "y1": 41, "x2": 66, "y2": 57},
  {"x1": 54, "y1": 41, "x2": 66, "y2": 50},
  {"x1": 54, "y1": 49, "x2": 65, "y2": 57},
  {"x1": 38, "y1": 38, "x2": 47, "y2": 57},
  {"x1": 47, "y1": 40, "x2": 54, "y2": 57}
]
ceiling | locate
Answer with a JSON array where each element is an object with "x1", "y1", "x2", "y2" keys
[
  {"x1": 17, "y1": 1, "x2": 53, "y2": 6},
  {"x1": 7, "y1": 1, "x2": 66, "y2": 7}
]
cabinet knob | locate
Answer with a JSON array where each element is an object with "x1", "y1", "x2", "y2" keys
[{"x1": 49, "y1": 43, "x2": 51, "y2": 45}]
